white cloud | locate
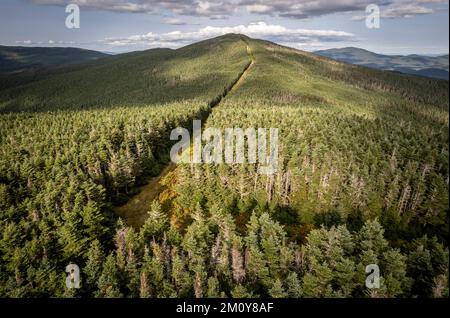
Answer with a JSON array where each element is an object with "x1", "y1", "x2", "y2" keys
[
  {"x1": 351, "y1": 0, "x2": 443, "y2": 19},
  {"x1": 99, "y1": 22, "x2": 357, "y2": 50},
  {"x1": 15, "y1": 40, "x2": 77, "y2": 46},
  {"x1": 29, "y1": 0, "x2": 448, "y2": 19},
  {"x1": 16, "y1": 40, "x2": 33, "y2": 45},
  {"x1": 162, "y1": 18, "x2": 188, "y2": 25},
  {"x1": 382, "y1": 3, "x2": 434, "y2": 18},
  {"x1": 245, "y1": 4, "x2": 271, "y2": 14}
]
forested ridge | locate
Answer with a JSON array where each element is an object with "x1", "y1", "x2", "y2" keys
[
  {"x1": 0, "y1": 34, "x2": 448, "y2": 298},
  {"x1": 0, "y1": 46, "x2": 107, "y2": 75}
]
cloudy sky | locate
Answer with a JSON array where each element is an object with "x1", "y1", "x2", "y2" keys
[{"x1": 0, "y1": 0, "x2": 448, "y2": 55}]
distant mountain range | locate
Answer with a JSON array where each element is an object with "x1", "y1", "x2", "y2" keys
[
  {"x1": 314, "y1": 47, "x2": 449, "y2": 80},
  {"x1": 0, "y1": 46, "x2": 107, "y2": 74}
]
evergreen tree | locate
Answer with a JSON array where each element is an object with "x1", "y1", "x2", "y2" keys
[
  {"x1": 96, "y1": 253, "x2": 122, "y2": 298},
  {"x1": 269, "y1": 279, "x2": 287, "y2": 298},
  {"x1": 84, "y1": 239, "x2": 104, "y2": 295},
  {"x1": 141, "y1": 201, "x2": 169, "y2": 242},
  {"x1": 231, "y1": 284, "x2": 254, "y2": 298},
  {"x1": 285, "y1": 272, "x2": 302, "y2": 298}
]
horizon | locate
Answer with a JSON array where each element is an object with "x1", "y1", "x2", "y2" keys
[
  {"x1": 0, "y1": 0, "x2": 449, "y2": 55},
  {"x1": 3, "y1": 34, "x2": 449, "y2": 57}
]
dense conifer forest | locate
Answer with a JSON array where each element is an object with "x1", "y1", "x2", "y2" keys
[{"x1": 0, "y1": 35, "x2": 448, "y2": 298}]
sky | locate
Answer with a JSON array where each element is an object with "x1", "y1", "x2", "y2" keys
[{"x1": 0, "y1": 0, "x2": 448, "y2": 55}]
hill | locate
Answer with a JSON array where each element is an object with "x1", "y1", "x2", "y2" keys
[
  {"x1": 0, "y1": 34, "x2": 448, "y2": 298},
  {"x1": 0, "y1": 46, "x2": 107, "y2": 74},
  {"x1": 315, "y1": 47, "x2": 449, "y2": 80},
  {"x1": 0, "y1": 35, "x2": 249, "y2": 112}
]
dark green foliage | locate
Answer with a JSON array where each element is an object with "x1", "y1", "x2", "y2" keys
[
  {"x1": 0, "y1": 36, "x2": 249, "y2": 113},
  {"x1": 0, "y1": 35, "x2": 447, "y2": 298},
  {"x1": 0, "y1": 45, "x2": 107, "y2": 74}
]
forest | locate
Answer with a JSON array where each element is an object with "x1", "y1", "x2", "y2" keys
[{"x1": 0, "y1": 34, "x2": 448, "y2": 298}]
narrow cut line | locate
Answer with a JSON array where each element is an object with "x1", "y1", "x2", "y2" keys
[{"x1": 114, "y1": 41, "x2": 255, "y2": 228}]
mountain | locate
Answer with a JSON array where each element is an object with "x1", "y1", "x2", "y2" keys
[
  {"x1": 1, "y1": 34, "x2": 447, "y2": 113},
  {"x1": 0, "y1": 46, "x2": 107, "y2": 74},
  {"x1": 0, "y1": 34, "x2": 251, "y2": 112},
  {"x1": 314, "y1": 47, "x2": 449, "y2": 80},
  {"x1": 0, "y1": 34, "x2": 448, "y2": 298}
]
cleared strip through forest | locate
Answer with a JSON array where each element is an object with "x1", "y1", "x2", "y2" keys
[{"x1": 114, "y1": 41, "x2": 255, "y2": 228}]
